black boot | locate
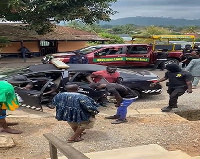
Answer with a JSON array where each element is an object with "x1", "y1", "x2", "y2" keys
[
  {"x1": 161, "y1": 106, "x2": 172, "y2": 112},
  {"x1": 105, "y1": 115, "x2": 120, "y2": 119}
]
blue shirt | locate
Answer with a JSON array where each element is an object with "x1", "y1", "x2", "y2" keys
[
  {"x1": 69, "y1": 55, "x2": 88, "y2": 64},
  {"x1": 52, "y1": 92, "x2": 99, "y2": 123}
]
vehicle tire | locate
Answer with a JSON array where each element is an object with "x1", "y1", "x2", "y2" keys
[{"x1": 165, "y1": 58, "x2": 179, "y2": 66}]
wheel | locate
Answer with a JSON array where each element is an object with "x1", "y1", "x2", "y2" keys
[{"x1": 164, "y1": 58, "x2": 179, "y2": 66}]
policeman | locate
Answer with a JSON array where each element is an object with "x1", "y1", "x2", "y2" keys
[
  {"x1": 150, "y1": 64, "x2": 193, "y2": 112},
  {"x1": 69, "y1": 50, "x2": 88, "y2": 64},
  {"x1": 152, "y1": 49, "x2": 168, "y2": 71},
  {"x1": 181, "y1": 44, "x2": 192, "y2": 68}
]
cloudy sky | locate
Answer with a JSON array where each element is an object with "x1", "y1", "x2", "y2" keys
[{"x1": 110, "y1": 0, "x2": 200, "y2": 20}]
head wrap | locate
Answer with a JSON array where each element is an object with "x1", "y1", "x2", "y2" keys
[
  {"x1": 0, "y1": 81, "x2": 19, "y2": 111},
  {"x1": 166, "y1": 64, "x2": 182, "y2": 73}
]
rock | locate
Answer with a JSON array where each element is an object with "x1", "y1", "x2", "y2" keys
[{"x1": 0, "y1": 135, "x2": 15, "y2": 148}]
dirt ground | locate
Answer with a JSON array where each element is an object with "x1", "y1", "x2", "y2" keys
[{"x1": 1, "y1": 57, "x2": 200, "y2": 159}]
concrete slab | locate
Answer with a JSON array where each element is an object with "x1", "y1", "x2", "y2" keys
[
  {"x1": 85, "y1": 147, "x2": 193, "y2": 159},
  {"x1": 46, "y1": 144, "x2": 194, "y2": 159},
  {"x1": 0, "y1": 135, "x2": 15, "y2": 148},
  {"x1": 85, "y1": 144, "x2": 168, "y2": 159}
]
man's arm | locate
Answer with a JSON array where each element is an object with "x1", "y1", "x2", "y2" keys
[
  {"x1": 185, "y1": 72, "x2": 193, "y2": 93},
  {"x1": 150, "y1": 77, "x2": 167, "y2": 87},
  {"x1": 86, "y1": 71, "x2": 103, "y2": 83},
  {"x1": 185, "y1": 59, "x2": 195, "y2": 72},
  {"x1": 86, "y1": 74, "x2": 97, "y2": 83},
  {"x1": 43, "y1": 84, "x2": 57, "y2": 95},
  {"x1": 186, "y1": 81, "x2": 192, "y2": 93},
  {"x1": 21, "y1": 82, "x2": 33, "y2": 90}
]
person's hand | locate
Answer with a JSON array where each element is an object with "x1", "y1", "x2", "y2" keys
[
  {"x1": 187, "y1": 89, "x2": 193, "y2": 93},
  {"x1": 150, "y1": 83, "x2": 157, "y2": 87},
  {"x1": 115, "y1": 104, "x2": 120, "y2": 107}
]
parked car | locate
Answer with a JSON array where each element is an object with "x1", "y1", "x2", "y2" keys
[
  {"x1": 1, "y1": 63, "x2": 162, "y2": 111},
  {"x1": 42, "y1": 43, "x2": 182, "y2": 67}
]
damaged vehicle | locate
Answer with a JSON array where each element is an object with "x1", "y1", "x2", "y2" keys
[{"x1": 0, "y1": 62, "x2": 162, "y2": 111}]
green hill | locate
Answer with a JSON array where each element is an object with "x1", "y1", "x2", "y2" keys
[{"x1": 100, "y1": 17, "x2": 200, "y2": 26}]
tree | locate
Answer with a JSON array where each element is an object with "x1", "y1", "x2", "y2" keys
[
  {"x1": 181, "y1": 26, "x2": 199, "y2": 34},
  {"x1": 67, "y1": 21, "x2": 105, "y2": 34},
  {"x1": 98, "y1": 32, "x2": 124, "y2": 44},
  {"x1": 132, "y1": 26, "x2": 171, "y2": 43},
  {"x1": 0, "y1": 0, "x2": 117, "y2": 34},
  {"x1": 142, "y1": 25, "x2": 171, "y2": 36}
]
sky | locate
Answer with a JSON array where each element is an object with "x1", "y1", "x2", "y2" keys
[{"x1": 110, "y1": 0, "x2": 200, "y2": 20}]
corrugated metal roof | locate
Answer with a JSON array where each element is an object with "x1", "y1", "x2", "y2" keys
[{"x1": 0, "y1": 24, "x2": 106, "y2": 41}]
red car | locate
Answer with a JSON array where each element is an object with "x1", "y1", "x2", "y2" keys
[{"x1": 42, "y1": 44, "x2": 182, "y2": 67}]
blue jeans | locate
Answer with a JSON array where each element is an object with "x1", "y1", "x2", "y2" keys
[
  {"x1": 0, "y1": 110, "x2": 6, "y2": 119},
  {"x1": 192, "y1": 76, "x2": 200, "y2": 87},
  {"x1": 116, "y1": 98, "x2": 136, "y2": 120}
]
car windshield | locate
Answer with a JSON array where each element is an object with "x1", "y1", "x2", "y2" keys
[
  {"x1": 78, "y1": 46, "x2": 103, "y2": 55},
  {"x1": 0, "y1": 67, "x2": 32, "y2": 80}
]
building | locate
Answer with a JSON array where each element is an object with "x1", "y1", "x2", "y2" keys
[{"x1": 0, "y1": 23, "x2": 106, "y2": 57}]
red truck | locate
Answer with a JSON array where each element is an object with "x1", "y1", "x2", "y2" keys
[{"x1": 42, "y1": 43, "x2": 183, "y2": 67}]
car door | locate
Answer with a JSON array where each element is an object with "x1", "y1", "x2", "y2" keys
[
  {"x1": 93, "y1": 46, "x2": 126, "y2": 66},
  {"x1": 15, "y1": 79, "x2": 53, "y2": 111},
  {"x1": 125, "y1": 45, "x2": 152, "y2": 66}
]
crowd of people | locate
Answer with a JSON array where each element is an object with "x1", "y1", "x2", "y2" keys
[{"x1": 1, "y1": 45, "x2": 200, "y2": 143}]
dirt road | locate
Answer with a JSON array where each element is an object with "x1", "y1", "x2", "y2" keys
[{"x1": 1, "y1": 57, "x2": 200, "y2": 159}]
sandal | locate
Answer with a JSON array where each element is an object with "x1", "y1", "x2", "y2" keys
[
  {"x1": 67, "y1": 137, "x2": 84, "y2": 143},
  {"x1": 81, "y1": 132, "x2": 86, "y2": 135}
]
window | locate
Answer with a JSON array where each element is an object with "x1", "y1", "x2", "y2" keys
[
  {"x1": 106, "y1": 48, "x2": 123, "y2": 55},
  {"x1": 127, "y1": 46, "x2": 148, "y2": 54},
  {"x1": 155, "y1": 44, "x2": 173, "y2": 51},
  {"x1": 79, "y1": 46, "x2": 103, "y2": 55},
  {"x1": 40, "y1": 41, "x2": 56, "y2": 47}
]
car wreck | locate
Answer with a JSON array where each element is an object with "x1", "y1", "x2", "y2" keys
[{"x1": 1, "y1": 61, "x2": 162, "y2": 111}]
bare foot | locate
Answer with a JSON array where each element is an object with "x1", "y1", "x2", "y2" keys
[
  {"x1": 1, "y1": 128, "x2": 22, "y2": 134},
  {"x1": 6, "y1": 122, "x2": 19, "y2": 126},
  {"x1": 67, "y1": 137, "x2": 84, "y2": 143}
]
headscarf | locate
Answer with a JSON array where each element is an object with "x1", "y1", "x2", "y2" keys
[
  {"x1": 0, "y1": 81, "x2": 19, "y2": 111},
  {"x1": 166, "y1": 64, "x2": 182, "y2": 73}
]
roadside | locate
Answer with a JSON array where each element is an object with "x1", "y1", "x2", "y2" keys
[
  {"x1": 0, "y1": 57, "x2": 42, "y2": 73},
  {"x1": 1, "y1": 57, "x2": 200, "y2": 159}
]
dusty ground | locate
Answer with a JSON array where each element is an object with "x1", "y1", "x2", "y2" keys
[{"x1": 1, "y1": 57, "x2": 200, "y2": 159}]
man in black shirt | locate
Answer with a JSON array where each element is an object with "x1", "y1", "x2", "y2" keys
[
  {"x1": 181, "y1": 50, "x2": 198, "y2": 68},
  {"x1": 152, "y1": 49, "x2": 168, "y2": 71},
  {"x1": 151, "y1": 64, "x2": 193, "y2": 112},
  {"x1": 90, "y1": 83, "x2": 138, "y2": 124}
]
